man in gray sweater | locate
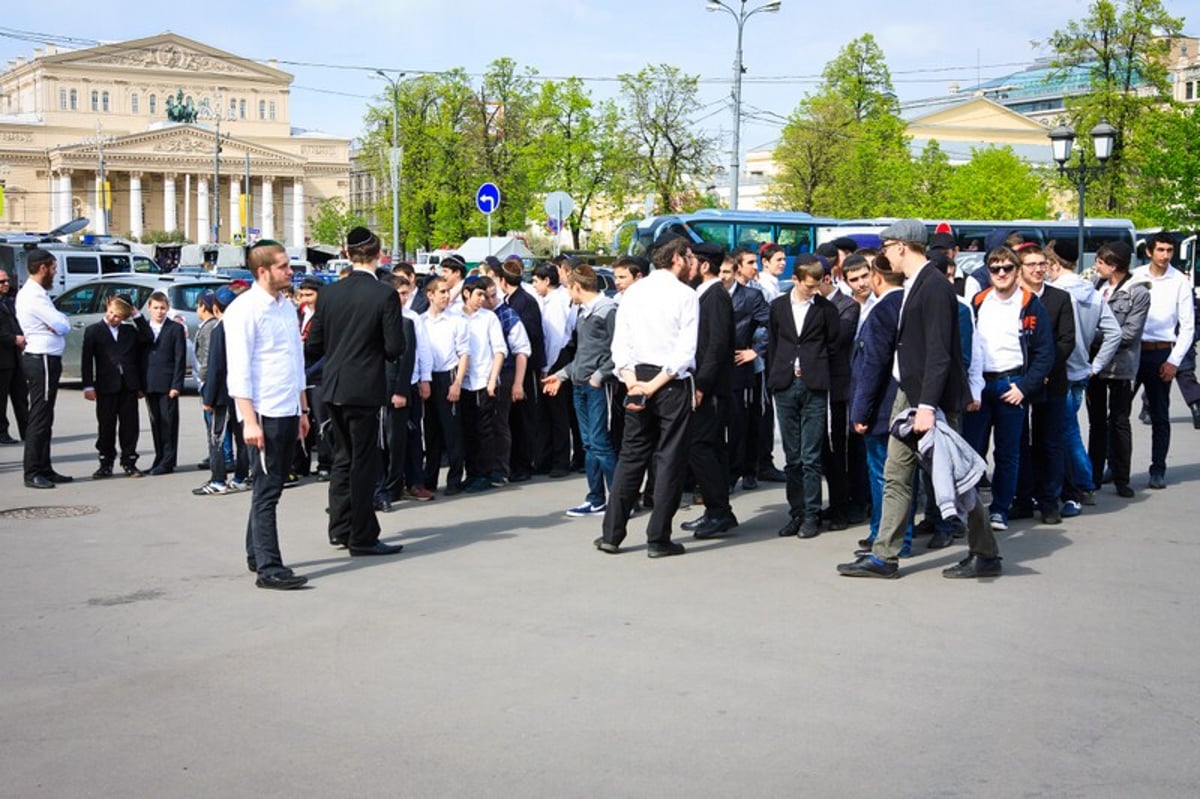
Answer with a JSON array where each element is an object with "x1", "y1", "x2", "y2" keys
[{"x1": 541, "y1": 265, "x2": 618, "y2": 517}]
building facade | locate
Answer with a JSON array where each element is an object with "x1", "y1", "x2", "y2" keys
[{"x1": 0, "y1": 33, "x2": 350, "y2": 245}]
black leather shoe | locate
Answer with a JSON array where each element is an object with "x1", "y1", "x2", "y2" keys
[
  {"x1": 680, "y1": 514, "x2": 710, "y2": 532},
  {"x1": 1115, "y1": 484, "x2": 1134, "y2": 498},
  {"x1": 93, "y1": 464, "x2": 114, "y2": 479},
  {"x1": 256, "y1": 572, "x2": 308, "y2": 590},
  {"x1": 912, "y1": 518, "x2": 936, "y2": 537},
  {"x1": 942, "y1": 554, "x2": 1002, "y2": 579},
  {"x1": 926, "y1": 530, "x2": 953, "y2": 549},
  {"x1": 148, "y1": 465, "x2": 173, "y2": 476},
  {"x1": 825, "y1": 513, "x2": 848, "y2": 531},
  {"x1": 197, "y1": 458, "x2": 211, "y2": 470},
  {"x1": 374, "y1": 500, "x2": 393, "y2": 512},
  {"x1": 798, "y1": 517, "x2": 821, "y2": 539},
  {"x1": 1008, "y1": 503, "x2": 1034, "y2": 520},
  {"x1": 24, "y1": 475, "x2": 55, "y2": 489},
  {"x1": 857, "y1": 537, "x2": 874, "y2": 549},
  {"x1": 593, "y1": 536, "x2": 620, "y2": 554},
  {"x1": 47, "y1": 471, "x2": 73, "y2": 484},
  {"x1": 329, "y1": 538, "x2": 348, "y2": 549},
  {"x1": 693, "y1": 513, "x2": 739, "y2": 539},
  {"x1": 509, "y1": 471, "x2": 532, "y2": 483},
  {"x1": 1041, "y1": 506, "x2": 1062, "y2": 525},
  {"x1": 1191, "y1": 401, "x2": 1200, "y2": 430},
  {"x1": 348, "y1": 541, "x2": 404, "y2": 557},
  {"x1": 1148, "y1": 474, "x2": 1167, "y2": 490},
  {"x1": 0, "y1": 433, "x2": 18, "y2": 445},
  {"x1": 741, "y1": 475, "x2": 758, "y2": 490},
  {"x1": 837, "y1": 554, "x2": 899, "y2": 578},
  {"x1": 757, "y1": 466, "x2": 786, "y2": 483},
  {"x1": 122, "y1": 464, "x2": 145, "y2": 478},
  {"x1": 778, "y1": 517, "x2": 802, "y2": 537},
  {"x1": 647, "y1": 541, "x2": 686, "y2": 558}
]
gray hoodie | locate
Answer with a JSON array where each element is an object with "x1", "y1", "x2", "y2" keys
[
  {"x1": 892, "y1": 407, "x2": 987, "y2": 521},
  {"x1": 1050, "y1": 272, "x2": 1120, "y2": 381}
]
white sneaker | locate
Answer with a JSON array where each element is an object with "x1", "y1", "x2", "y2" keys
[
  {"x1": 566, "y1": 502, "x2": 606, "y2": 517},
  {"x1": 227, "y1": 479, "x2": 250, "y2": 492},
  {"x1": 192, "y1": 481, "x2": 228, "y2": 496},
  {"x1": 988, "y1": 512, "x2": 1008, "y2": 531}
]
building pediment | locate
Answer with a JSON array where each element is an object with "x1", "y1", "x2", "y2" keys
[
  {"x1": 907, "y1": 96, "x2": 1049, "y2": 134},
  {"x1": 39, "y1": 33, "x2": 291, "y2": 83},
  {"x1": 50, "y1": 125, "x2": 306, "y2": 176}
]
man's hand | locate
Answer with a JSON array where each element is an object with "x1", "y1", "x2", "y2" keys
[
  {"x1": 512, "y1": 382, "x2": 525, "y2": 402},
  {"x1": 588, "y1": 375, "x2": 602, "y2": 389},
  {"x1": 734, "y1": 349, "x2": 757, "y2": 366},
  {"x1": 486, "y1": 380, "x2": 497, "y2": 398},
  {"x1": 695, "y1": 389, "x2": 705, "y2": 405},
  {"x1": 448, "y1": 384, "x2": 461, "y2": 403},
  {"x1": 202, "y1": 404, "x2": 212, "y2": 412},
  {"x1": 913, "y1": 407, "x2": 936, "y2": 434},
  {"x1": 966, "y1": 400, "x2": 981, "y2": 412},
  {"x1": 419, "y1": 381, "x2": 431, "y2": 401},
  {"x1": 1160, "y1": 362, "x2": 1178, "y2": 381},
  {"x1": 298, "y1": 413, "x2": 310, "y2": 440},
  {"x1": 1000, "y1": 384, "x2": 1025, "y2": 406},
  {"x1": 168, "y1": 389, "x2": 180, "y2": 399},
  {"x1": 14, "y1": 334, "x2": 25, "y2": 349},
  {"x1": 83, "y1": 388, "x2": 96, "y2": 401},
  {"x1": 541, "y1": 375, "x2": 561, "y2": 396},
  {"x1": 391, "y1": 393, "x2": 407, "y2": 409},
  {"x1": 243, "y1": 420, "x2": 264, "y2": 449},
  {"x1": 853, "y1": 422, "x2": 868, "y2": 435}
]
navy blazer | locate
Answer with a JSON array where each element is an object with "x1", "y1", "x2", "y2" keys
[
  {"x1": 138, "y1": 316, "x2": 186, "y2": 394},
  {"x1": 827, "y1": 290, "x2": 861, "y2": 403},
  {"x1": 202, "y1": 321, "x2": 231, "y2": 408},
  {"x1": 850, "y1": 291, "x2": 902, "y2": 437},
  {"x1": 765, "y1": 292, "x2": 840, "y2": 393},
  {"x1": 730, "y1": 282, "x2": 769, "y2": 390}
]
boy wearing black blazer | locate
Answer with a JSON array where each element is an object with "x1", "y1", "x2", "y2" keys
[
  {"x1": 139, "y1": 290, "x2": 187, "y2": 475},
  {"x1": 82, "y1": 295, "x2": 151, "y2": 477}
]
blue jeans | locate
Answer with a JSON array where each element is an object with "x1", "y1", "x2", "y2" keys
[
  {"x1": 573, "y1": 382, "x2": 616, "y2": 506},
  {"x1": 1063, "y1": 379, "x2": 1094, "y2": 497},
  {"x1": 963, "y1": 375, "x2": 1025, "y2": 517},
  {"x1": 864, "y1": 433, "x2": 914, "y2": 545}
]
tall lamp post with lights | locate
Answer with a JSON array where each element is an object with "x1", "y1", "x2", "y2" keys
[
  {"x1": 1048, "y1": 119, "x2": 1117, "y2": 266},
  {"x1": 375, "y1": 70, "x2": 405, "y2": 258},
  {"x1": 705, "y1": 0, "x2": 781, "y2": 210},
  {"x1": 197, "y1": 94, "x2": 230, "y2": 244}
]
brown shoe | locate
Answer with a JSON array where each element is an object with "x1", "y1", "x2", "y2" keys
[{"x1": 405, "y1": 486, "x2": 435, "y2": 501}]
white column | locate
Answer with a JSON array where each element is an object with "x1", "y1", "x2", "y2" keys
[
  {"x1": 229, "y1": 177, "x2": 242, "y2": 239},
  {"x1": 55, "y1": 171, "x2": 73, "y2": 227},
  {"x1": 129, "y1": 172, "x2": 143, "y2": 240},
  {"x1": 184, "y1": 175, "x2": 191, "y2": 241},
  {"x1": 163, "y1": 173, "x2": 177, "y2": 234},
  {"x1": 291, "y1": 178, "x2": 305, "y2": 247},
  {"x1": 261, "y1": 177, "x2": 275, "y2": 240},
  {"x1": 93, "y1": 173, "x2": 108, "y2": 235},
  {"x1": 196, "y1": 177, "x2": 210, "y2": 245}
]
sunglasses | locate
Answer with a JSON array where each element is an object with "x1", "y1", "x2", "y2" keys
[{"x1": 987, "y1": 263, "x2": 1017, "y2": 275}]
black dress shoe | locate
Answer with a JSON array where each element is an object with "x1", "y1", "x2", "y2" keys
[
  {"x1": 348, "y1": 541, "x2": 404, "y2": 557},
  {"x1": 256, "y1": 572, "x2": 308, "y2": 590},
  {"x1": 548, "y1": 468, "x2": 571, "y2": 478},
  {"x1": 837, "y1": 554, "x2": 899, "y2": 578},
  {"x1": 509, "y1": 471, "x2": 532, "y2": 483},
  {"x1": 593, "y1": 536, "x2": 620, "y2": 554},
  {"x1": 149, "y1": 465, "x2": 173, "y2": 476},
  {"x1": 826, "y1": 513, "x2": 848, "y2": 531},
  {"x1": 330, "y1": 538, "x2": 348, "y2": 548},
  {"x1": 47, "y1": 471, "x2": 74, "y2": 484},
  {"x1": 912, "y1": 518, "x2": 936, "y2": 537},
  {"x1": 741, "y1": 475, "x2": 758, "y2": 490},
  {"x1": 197, "y1": 458, "x2": 211, "y2": 470},
  {"x1": 92, "y1": 464, "x2": 114, "y2": 479},
  {"x1": 778, "y1": 517, "x2": 802, "y2": 537},
  {"x1": 647, "y1": 541, "x2": 686, "y2": 558},
  {"x1": 122, "y1": 464, "x2": 145, "y2": 478},
  {"x1": 1008, "y1": 503, "x2": 1034, "y2": 520},
  {"x1": 692, "y1": 513, "x2": 739, "y2": 539},
  {"x1": 1148, "y1": 474, "x2": 1167, "y2": 490},
  {"x1": 1191, "y1": 401, "x2": 1200, "y2": 430},
  {"x1": 926, "y1": 530, "x2": 953, "y2": 549},
  {"x1": 942, "y1": 554, "x2": 1002, "y2": 579},
  {"x1": 797, "y1": 517, "x2": 821, "y2": 539},
  {"x1": 1041, "y1": 507, "x2": 1062, "y2": 525},
  {"x1": 24, "y1": 475, "x2": 55, "y2": 489},
  {"x1": 0, "y1": 433, "x2": 19, "y2": 445},
  {"x1": 374, "y1": 500, "x2": 392, "y2": 512},
  {"x1": 757, "y1": 466, "x2": 786, "y2": 483},
  {"x1": 1115, "y1": 484, "x2": 1135, "y2": 498},
  {"x1": 680, "y1": 514, "x2": 709, "y2": 532}
]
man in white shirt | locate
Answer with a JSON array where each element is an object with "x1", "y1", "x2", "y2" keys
[
  {"x1": 596, "y1": 236, "x2": 699, "y2": 558},
  {"x1": 458, "y1": 277, "x2": 507, "y2": 493},
  {"x1": 1130, "y1": 232, "x2": 1195, "y2": 488},
  {"x1": 223, "y1": 241, "x2": 310, "y2": 589},
  {"x1": 532, "y1": 263, "x2": 574, "y2": 477},
  {"x1": 420, "y1": 276, "x2": 470, "y2": 495},
  {"x1": 15, "y1": 249, "x2": 71, "y2": 489}
]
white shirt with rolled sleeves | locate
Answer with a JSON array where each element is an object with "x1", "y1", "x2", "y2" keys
[
  {"x1": 422, "y1": 309, "x2": 469, "y2": 373},
  {"x1": 222, "y1": 283, "x2": 305, "y2": 419},
  {"x1": 404, "y1": 308, "x2": 434, "y2": 385},
  {"x1": 15, "y1": 279, "x2": 69, "y2": 356},
  {"x1": 610, "y1": 267, "x2": 698, "y2": 379},
  {"x1": 460, "y1": 307, "x2": 507, "y2": 391},
  {"x1": 1131, "y1": 265, "x2": 1195, "y2": 368}
]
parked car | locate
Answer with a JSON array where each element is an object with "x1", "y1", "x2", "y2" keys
[{"x1": 54, "y1": 274, "x2": 229, "y2": 388}]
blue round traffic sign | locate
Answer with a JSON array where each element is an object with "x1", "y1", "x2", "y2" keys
[{"x1": 476, "y1": 182, "x2": 501, "y2": 215}]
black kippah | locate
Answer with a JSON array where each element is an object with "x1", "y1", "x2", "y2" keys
[{"x1": 346, "y1": 226, "x2": 377, "y2": 248}]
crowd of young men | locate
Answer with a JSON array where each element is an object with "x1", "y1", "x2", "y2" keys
[{"x1": 6, "y1": 224, "x2": 1195, "y2": 589}]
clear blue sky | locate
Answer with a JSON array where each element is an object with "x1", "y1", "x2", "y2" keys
[{"x1": 0, "y1": 0, "x2": 1174, "y2": 158}]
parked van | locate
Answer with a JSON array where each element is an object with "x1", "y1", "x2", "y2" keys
[{"x1": 0, "y1": 236, "x2": 141, "y2": 299}]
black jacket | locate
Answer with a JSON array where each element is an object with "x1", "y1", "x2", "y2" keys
[
  {"x1": 730, "y1": 282, "x2": 769, "y2": 391},
  {"x1": 1037, "y1": 283, "x2": 1077, "y2": 397},
  {"x1": 306, "y1": 270, "x2": 406, "y2": 406},
  {"x1": 82, "y1": 319, "x2": 150, "y2": 393},
  {"x1": 386, "y1": 314, "x2": 419, "y2": 398},
  {"x1": 504, "y1": 287, "x2": 546, "y2": 374},
  {"x1": 895, "y1": 264, "x2": 970, "y2": 413},
  {"x1": 765, "y1": 292, "x2": 840, "y2": 393},
  {"x1": 695, "y1": 282, "x2": 734, "y2": 397},
  {"x1": 827, "y1": 290, "x2": 861, "y2": 403},
  {"x1": 202, "y1": 321, "x2": 231, "y2": 408},
  {"x1": 0, "y1": 295, "x2": 22, "y2": 370},
  {"x1": 138, "y1": 316, "x2": 186, "y2": 394}
]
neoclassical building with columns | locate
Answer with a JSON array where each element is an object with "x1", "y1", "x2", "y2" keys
[{"x1": 0, "y1": 33, "x2": 349, "y2": 245}]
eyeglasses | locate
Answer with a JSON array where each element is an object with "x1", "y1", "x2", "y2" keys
[
  {"x1": 987, "y1": 263, "x2": 1017, "y2": 275},
  {"x1": 1022, "y1": 260, "x2": 1049, "y2": 270},
  {"x1": 0, "y1": 279, "x2": 9, "y2": 284},
  {"x1": 882, "y1": 240, "x2": 901, "y2": 252}
]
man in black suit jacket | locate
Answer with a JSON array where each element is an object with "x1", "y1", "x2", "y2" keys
[
  {"x1": 723, "y1": 258, "x2": 770, "y2": 490},
  {"x1": 681, "y1": 243, "x2": 737, "y2": 539},
  {"x1": 0, "y1": 270, "x2": 28, "y2": 445},
  {"x1": 376, "y1": 273, "x2": 420, "y2": 510},
  {"x1": 767, "y1": 255, "x2": 840, "y2": 539},
  {"x1": 499, "y1": 259, "x2": 545, "y2": 482},
  {"x1": 82, "y1": 296, "x2": 151, "y2": 477},
  {"x1": 139, "y1": 291, "x2": 186, "y2": 475},
  {"x1": 305, "y1": 227, "x2": 406, "y2": 556},
  {"x1": 817, "y1": 258, "x2": 863, "y2": 529},
  {"x1": 838, "y1": 219, "x2": 1000, "y2": 579}
]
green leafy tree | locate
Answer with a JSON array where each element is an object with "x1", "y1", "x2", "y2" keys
[
  {"x1": 821, "y1": 33, "x2": 899, "y2": 123},
  {"x1": 939, "y1": 147, "x2": 1051, "y2": 219},
  {"x1": 769, "y1": 93, "x2": 853, "y2": 212},
  {"x1": 1044, "y1": 0, "x2": 1184, "y2": 213},
  {"x1": 469, "y1": 58, "x2": 542, "y2": 236},
  {"x1": 618, "y1": 64, "x2": 717, "y2": 214},
  {"x1": 1131, "y1": 102, "x2": 1200, "y2": 228},
  {"x1": 308, "y1": 197, "x2": 366, "y2": 248},
  {"x1": 911, "y1": 140, "x2": 954, "y2": 217}
]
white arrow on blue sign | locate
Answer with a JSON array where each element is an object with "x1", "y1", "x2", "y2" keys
[{"x1": 476, "y1": 182, "x2": 501, "y2": 215}]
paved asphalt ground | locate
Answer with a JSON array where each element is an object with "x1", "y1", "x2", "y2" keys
[{"x1": 2, "y1": 389, "x2": 1199, "y2": 798}]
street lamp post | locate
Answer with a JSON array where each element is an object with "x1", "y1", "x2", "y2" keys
[
  {"x1": 706, "y1": 0, "x2": 781, "y2": 210},
  {"x1": 81, "y1": 121, "x2": 115, "y2": 235},
  {"x1": 198, "y1": 94, "x2": 229, "y2": 244},
  {"x1": 1048, "y1": 119, "x2": 1117, "y2": 267},
  {"x1": 375, "y1": 70, "x2": 405, "y2": 259}
]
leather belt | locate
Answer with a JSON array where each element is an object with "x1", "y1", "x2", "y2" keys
[
  {"x1": 1141, "y1": 341, "x2": 1173, "y2": 351},
  {"x1": 983, "y1": 368, "x2": 1022, "y2": 380}
]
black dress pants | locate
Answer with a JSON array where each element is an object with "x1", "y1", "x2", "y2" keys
[
  {"x1": 601, "y1": 369, "x2": 692, "y2": 546},
  {"x1": 423, "y1": 371, "x2": 464, "y2": 491},
  {"x1": 508, "y1": 370, "x2": 539, "y2": 478},
  {"x1": 327, "y1": 403, "x2": 384, "y2": 548},
  {"x1": 145, "y1": 392, "x2": 180, "y2": 470},
  {"x1": 1087, "y1": 377, "x2": 1133, "y2": 489},
  {"x1": 22, "y1": 353, "x2": 60, "y2": 480},
  {"x1": 0, "y1": 363, "x2": 28, "y2": 439},
  {"x1": 462, "y1": 387, "x2": 503, "y2": 479},
  {"x1": 245, "y1": 414, "x2": 298, "y2": 576},
  {"x1": 689, "y1": 392, "x2": 732, "y2": 516},
  {"x1": 95, "y1": 387, "x2": 140, "y2": 466},
  {"x1": 537, "y1": 387, "x2": 572, "y2": 472},
  {"x1": 380, "y1": 400, "x2": 410, "y2": 502}
]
